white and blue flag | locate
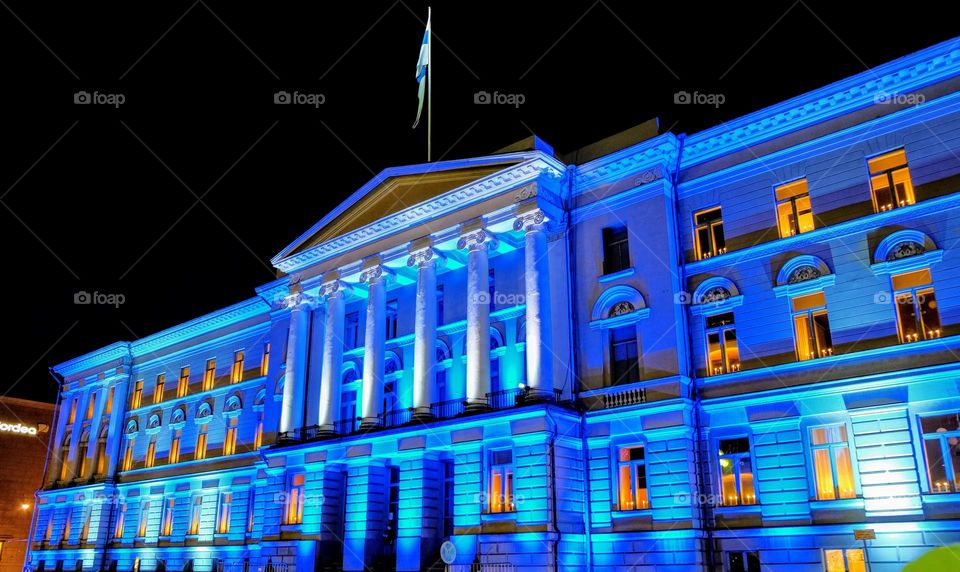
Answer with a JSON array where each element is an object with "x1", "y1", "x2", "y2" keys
[{"x1": 413, "y1": 9, "x2": 431, "y2": 128}]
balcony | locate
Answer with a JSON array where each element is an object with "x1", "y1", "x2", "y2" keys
[{"x1": 277, "y1": 387, "x2": 564, "y2": 444}]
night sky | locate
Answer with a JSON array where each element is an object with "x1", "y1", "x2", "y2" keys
[{"x1": 0, "y1": 1, "x2": 955, "y2": 403}]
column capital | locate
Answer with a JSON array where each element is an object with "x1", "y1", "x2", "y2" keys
[
  {"x1": 283, "y1": 292, "x2": 317, "y2": 310},
  {"x1": 513, "y1": 207, "x2": 548, "y2": 232},
  {"x1": 359, "y1": 263, "x2": 393, "y2": 285},
  {"x1": 406, "y1": 246, "x2": 446, "y2": 269},
  {"x1": 457, "y1": 228, "x2": 499, "y2": 252},
  {"x1": 319, "y1": 279, "x2": 350, "y2": 299}
]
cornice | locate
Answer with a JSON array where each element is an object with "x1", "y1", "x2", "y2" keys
[
  {"x1": 680, "y1": 37, "x2": 960, "y2": 169},
  {"x1": 573, "y1": 134, "x2": 679, "y2": 195},
  {"x1": 273, "y1": 157, "x2": 565, "y2": 275},
  {"x1": 52, "y1": 342, "x2": 132, "y2": 379},
  {"x1": 130, "y1": 297, "x2": 271, "y2": 357}
]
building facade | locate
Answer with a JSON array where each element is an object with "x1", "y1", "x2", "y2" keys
[
  {"x1": 28, "y1": 37, "x2": 960, "y2": 572},
  {"x1": 0, "y1": 397, "x2": 55, "y2": 572}
]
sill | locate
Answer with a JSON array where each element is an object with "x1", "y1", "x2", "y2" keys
[
  {"x1": 611, "y1": 508, "x2": 652, "y2": 518},
  {"x1": 599, "y1": 267, "x2": 636, "y2": 283},
  {"x1": 481, "y1": 510, "x2": 517, "y2": 521},
  {"x1": 922, "y1": 492, "x2": 960, "y2": 503},
  {"x1": 809, "y1": 497, "x2": 863, "y2": 511},
  {"x1": 715, "y1": 503, "x2": 761, "y2": 515}
]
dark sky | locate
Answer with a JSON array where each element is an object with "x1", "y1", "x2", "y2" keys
[{"x1": 1, "y1": 1, "x2": 956, "y2": 403}]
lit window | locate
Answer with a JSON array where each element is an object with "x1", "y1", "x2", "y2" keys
[
  {"x1": 114, "y1": 502, "x2": 126, "y2": 538},
  {"x1": 216, "y1": 492, "x2": 232, "y2": 534},
  {"x1": 203, "y1": 359, "x2": 216, "y2": 391},
  {"x1": 188, "y1": 497, "x2": 202, "y2": 535},
  {"x1": 169, "y1": 430, "x2": 181, "y2": 464},
  {"x1": 44, "y1": 513, "x2": 53, "y2": 541},
  {"x1": 58, "y1": 435, "x2": 72, "y2": 481},
  {"x1": 616, "y1": 446, "x2": 648, "y2": 510},
  {"x1": 62, "y1": 506, "x2": 72, "y2": 542},
  {"x1": 488, "y1": 449, "x2": 514, "y2": 513},
  {"x1": 824, "y1": 548, "x2": 866, "y2": 572},
  {"x1": 810, "y1": 424, "x2": 856, "y2": 500},
  {"x1": 131, "y1": 381, "x2": 143, "y2": 410},
  {"x1": 121, "y1": 439, "x2": 134, "y2": 472},
  {"x1": 253, "y1": 412, "x2": 264, "y2": 450},
  {"x1": 195, "y1": 424, "x2": 208, "y2": 461},
  {"x1": 80, "y1": 508, "x2": 91, "y2": 543},
  {"x1": 223, "y1": 417, "x2": 238, "y2": 456},
  {"x1": 705, "y1": 312, "x2": 740, "y2": 375},
  {"x1": 104, "y1": 386, "x2": 114, "y2": 414},
  {"x1": 892, "y1": 269, "x2": 941, "y2": 343},
  {"x1": 247, "y1": 490, "x2": 256, "y2": 533},
  {"x1": 145, "y1": 438, "x2": 156, "y2": 468},
  {"x1": 792, "y1": 292, "x2": 833, "y2": 360},
  {"x1": 94, "y1": 432, "x2": 107, "y2": 476},
  {"x1": 609, "y1": 325, "x2": 639, "y2": 385},
  {"x1": 602, "y1": 226, "x2": 631, "y2": 275},
  {"x1": 728, "y1": 551, "x2": 760, "y2": 572},
  {"x1": 718, "y1": 438, "x2": 756, "y2": 506},
  {"x1": 921, "y1": 413, "x2": 960, "y2": 493},
  {"x1": 153, "y1": 374, "x2": 165, "y2": 404},
  {"x1": 869, "y1": 149, "x2": 914, "y2": 212},
  {"x1": 285, "y1": 473, "x2": 306, "y2": 524},
  {"x1": 85, "y1": 393, "x2": 96, "y2": 420},
  {"x1": 137, "y1": 501, "x2": 150, "y2": 538},
  {"x1": 67, "y1": 398, "x2": 78, "y2": 424},
  {"x1": 231, "y1": 352, "x2": 244, "y2": 384},
  {"x1": 694, "y1": 207, "x2": 726, "y2": 259},
  {"x1": 260, "y1": 343, "x2": 270, "y2": 377},
  {"x1": 177, "y1": 367, "x2": 190, "y2": 398},
  {"x1": 77, "y1": 433, "x2": 89, "y2": 478},
  {"x1": 775, "y1": 179, "x2": 815, "y2": 237},
  {"x1": 161, "y1": 499, "x2": 174, "y2": 536}
]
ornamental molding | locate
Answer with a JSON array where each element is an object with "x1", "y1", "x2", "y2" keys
[
  {"x1": 513, "y1": 208, "x2": 547, "y2": 232},
  {"x1": 575, "y1": 139, "x2": 678, "y2": 194},
  {"x1": 53, "y1": 342, "x2": 132, "y2": 379},
  {"x1": 274, "y1": 158, "x2": 563, "y2": 274}
]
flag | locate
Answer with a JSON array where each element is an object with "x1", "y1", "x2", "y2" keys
[{"x1": 413, "y1": 10, "x2": 430, "y2": 128}]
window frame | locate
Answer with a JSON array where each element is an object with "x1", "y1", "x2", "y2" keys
[
  {"x1": 867, "y1": 148, "x2": 915, "y2": 213},
  {"x1": 602, "y1": 225, "x2": 631, "y2": 275},
  {"x1": 486, "y1": 448, "x2": 515, "y2": 514},
  {"x1": 704, "y1": 311, "x2": 740, "y2": 376},
  {"x1": 891, "y1": 269, "x2": 941, "y2": 343},
  {"x1": 608, "y1": 324, "x2": 640, "y2": 386},
  {"x1": 774, "y1": 179, "x2": 815, "y2": 238},
  {"x1": 614, "y1": 444, "x2": 649, "y2": 512},
  {"x1": 717, "y1": 436, "x2": 758, "y2": 507},
  {"x1": 231, "y1": 351, "x2": 245, "y2": 384},
  {"x1": 216, "y1": 492, "x2": 233, "y2": 534},
  {"x1": 285, "y1": 472, "x2": 306, "y2": 525},
  {"x1": 822, "y1": 547, "x2": 866, "y2": 572},
  {"x1": 919, "y1": 411, "x2": 960, "y2": 494},
  {"x1": 694, "y1": 206, "x2": 726, "y2": 260},
  {"x1": 791, "y1": 291, "x2": 834, "y2": 360},
  {"x1": 808, "y1": 421, "x2": 859, "y2": 501}
]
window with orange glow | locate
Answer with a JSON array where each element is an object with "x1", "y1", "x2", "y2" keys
[
  {"x1": 177, "y1": 367, "x2": 190, "y2": 398},
  {"x1": 824, "y1": 548, "x2": 865, "y2": 572},
  {"x1": 195, "y1": 425, "x2": 208, "y2": 461},
  {"x1": 188, "y1": 496, "x2": 202, "y2": 535},
  {"x1": 718, "y1": 437, "x2": 756, "y2": 506},
  {"x1": 254, "y1": 412, "x2": 264, "y2": 450},
  {"x1": 114, "y1": 502, "x2": 126, "y2": 538},
  {"x1": 616, "y1": 446, "x2": 649, "y2": 511},
  {"x1": 161, "y1": 499, "x2": 175, "y2": 536},
  {"x1": 137, "y1": 501, "x2": 150, "y2": 538},
  {"x1": 85, "y1": 393, "x2": 96, "y2": 420},
  {"x1": 216, "y1": 492, "x2": 232, "y2": 533},
  {"x1": 67, "y1": 398, "x2": 78, "y2": 424},
  {"x1": 921, "y1": 413, "x2": 960, "y2": 493},
  {"x1": 810, "y1": 424, "x2": 856, "y2": 500},
  {"x1": 792, "y1": 292, "x2": 833, "y2": 360},
  {"x1": 892, "y1": 269, "x2": 941, "y2": 343},
  {"x1": 131, "y1": 381, "x2": 143, "y2": 410},
  {"x1": 868, "y1": 149, "x2": 914, "y2": 212},
  {"x1": 231, "y1": 351, "x2": 245, "y2": 384},
  {"x1": 223, "y1": 417, "x2": 238, "y2": 456},
  {"x1": 488, "y1": 449, "x2": 515, "y2": 514},
  {"x1": 121, "y1": 439, "x2": 134, "y2": 472},
  {"x1": 775, "y1": 179, "x2": 815, "y2": 237},
  {"x1": 169, "y1": 430, "x2": 181, "y2": 464},
  {"x1": 260, "y1": 343, "x2": 270, "y2": 377},
  {"x1": 203, "y1": 359, "x2": 216, "y2": 391},
  {"x1": 145, "y1": 438, "x2": 156, "y2": 468},
  {"x1": 285, "y1": 473, "x2": 306, "y2": 524},
  {"x1": 705, "y1": 312, "x2": 740, "y2": 375},
  {"x1": 104, "y1": 386, "x2": 114, "y2": 414}
]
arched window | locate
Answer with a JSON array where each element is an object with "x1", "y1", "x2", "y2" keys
[
  {"x1": 342, "y1": 368, "x2": 358, "y2": 385},
  {"x1": 94, "y1": 425, "x2": 108, "y2": 476},
  {"x1": 170, "y1": 407, "x2": 186, "y2": 425},
  {"x1": 224, "y1": 395, "x2": 243, "y2": 414},
  {"x1": 384, "y1": 351, "x2": 402, "y2": 375},
  {"x1": 196, "y1": 402, "x2": 213, "y2": 420},
  {"x1": 76, "y1": 430, "x2": 90, "y2": 479},
  {"x1": 874, "y1": 229, "x2": 937, "y2": 263}
]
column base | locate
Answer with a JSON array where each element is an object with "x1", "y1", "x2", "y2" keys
[
  {"x1": 410, "y1": 409, "x2": 435, "y2": 423},
  {"x1": 523, "y1": 388, "x2": 556, "y2": 403},
  {"x1": 465, "y1": 400, "x2": 491, "y2": 414},
  {"x1": 358, "y1": 418, "x2": 383, "y2": 431}
]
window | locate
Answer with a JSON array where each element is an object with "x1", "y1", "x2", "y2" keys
[
  {"x1": 169, "y1": 430, "x2": 181, "y2": 464},
  {"x1": 488, "y1": 449, "x2": 514, "y2": 513},
  {"x1": 602, "y1": 226, "x2": 630, "y2": 275},
  {"x1": 231, "y1": 351, "x2": 245, "y2": 384},
  {"x1": 728, "y1": 551, "x2": 760, "y2": 572},
  {"x1": 195, "y1": 424, "x2": 209, "y2": 461},
  {"x1": 344, "y1": 312, "x2": 360, "y2": 350},
  {"x1": 80, "y1": 508, "x2": 91, "y2": 543},
  {"x1": 490, "y1": 357, "x2": 501, "y2": 395},
  {"x1": 94, "y1": 431, "x2": 107, "y2": 476},
  {"x1": 62, "y1": 507, "x2": 72, "y2": 542},
  {"x1": 488, "y1": 269, "x2": 497, "y2": 312},
  {"x1": 216, "y1": 492, "x2": 232, "y2": 534},
  {"x1": 85, "y1": 393, "x2": 96, "y2": 420},
  {"x1": 104, "y1": 386, "x2": 114, "y2": 414},
  {"x1": 145, "y1": 437, "x2": 157, "y2": 468},
  {"x1": 609, "y1": 325, "x2": 639, "y2": 385},
  {"x1": 177, "y1": 367, "x2": 190, "y2": 398},
  {"x1": 892, "y1": 269, "x2": 941, "y2": 342},
  {"x1": 131, "y1": 382, "x2": 143, "y2": 410},
  {"x1": 436, "y1": 367, "x2": 447, "y2": 404},
  {"x1": 824, "y1": 548, "x2": 866, "y2": 572},
  {"x1": 341, "y1": 390, "x2": 357, "y2": 424},
  {"x1": 694, "y1": 207, "x2": 726, "y2": 259},
  {"x1": 617, "y1": 446, "x2": 648, "y2": 510},
  {"x1": 188, "y1": 497, "x2": 202, "y2": 535},
  {"x1": 260, "y1": 343, "x2": 270, "y2": 377},
  {"x1": 58, "y1": 434, "x2": 72, "y2": 481},
  {"x1": 706, "y1": 312, "x2": 740, "y2": 375},
  {"x1": 223, "y1": 417, "x2": 238, "y2": 456},
  {"x1": 77, "y1": 433, "x2": 89, "y2": 478},
  {"x1": 792, "y1": 292, "x2": 833, "y2": 360},
  {"x1": 811, "y1": 424, "x2": 856, "y2": 500},
  {"x1": 137, "y1": 501, "x2": 150, "y2": 538},
  {"x1": 114, "y1": 503, "x2": 126, "y2": 538},
  {"x1": 718, "y1": 438, "x2": 756, "y2": 506},
  {"x1": 386, "y1": 299, "x2": 399, "y2": 340},
  {"x1": 67, "y1": 398, "x2": 78, "y2": 424},
  {"x1": 775, "y1": 179, "x2": 815, "y2": 237},
  {"x1": 869, "y1": 149, "x2": 914, "y2": 212},
  {"x1": 921, "y1": 413, "x2": 960, "y2": 493},
  {"x1": 121, "y1": 440, "x2": 134, "y2": 472},
  {"x1": 161, "y1": 499, "x2": 174, "y2": 536},
  {"x1": 153, "y1": 375, "x2": 165, "y2": 404},
  {"x1": 285, "y1": 473, "x2": 306, "y2": 524},
  {"x1": 253, "y1": 412, "x2": 264, "y2": 450},
  {"x1": 203, "y1": 359, "x2": 216, "y2": 391}
]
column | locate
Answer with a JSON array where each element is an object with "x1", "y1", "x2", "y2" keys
[
  {"x1": 408, "y1": 244, "x2": 440, "y2": 418},
  {"x1": 360, "y1": 263, "x2": 387, "y2": 427},
  {"x1": 280, "y1": 292, "x2": 315, "y2": 436},
  {"x1": 514, "y1": 207, "x2": 554, "y2": 400},
  {"x1": 318, "y1": 280, "x2": 347, "y2": 432},
  {"x1": 305, "y1": 303, "x2": 326, "y2": 428},
  {"x1": 458, "y1": 227, "x2": 498, "y2": 409}
]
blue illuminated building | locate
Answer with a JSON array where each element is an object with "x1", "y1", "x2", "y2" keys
[{"x1": 28, "y1": 37, "x2": 960, "y2": 571}]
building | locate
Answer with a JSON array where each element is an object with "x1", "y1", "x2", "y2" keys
[
  {"x1": 28, "y1": 36, "x2": 960, "y2": 572},
  {"x1": 0, "y1": 397, "x2": 55, "y2": 572}
]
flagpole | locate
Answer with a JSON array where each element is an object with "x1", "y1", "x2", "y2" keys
[{"x1": 427, "y1": 6, "x2": 432, "y2": 162}]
